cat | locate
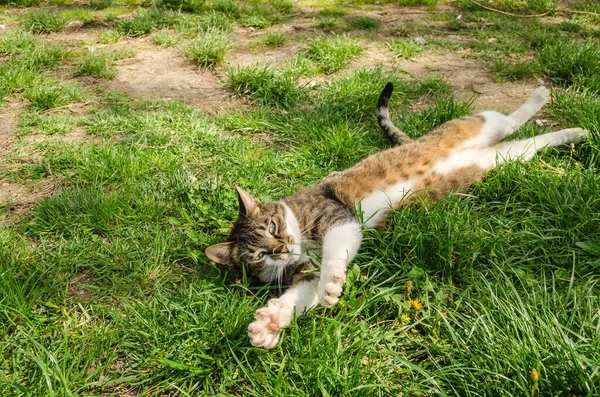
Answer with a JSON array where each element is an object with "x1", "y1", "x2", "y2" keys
[{"x1": 205, "y1": 83, "x2": 587, "y2": 349}]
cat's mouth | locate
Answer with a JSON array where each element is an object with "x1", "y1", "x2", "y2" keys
[{"x1": 268, "y1": 244, "x2": 301, "y2": 264}]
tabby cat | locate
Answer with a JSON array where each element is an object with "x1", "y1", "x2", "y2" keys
[{"x1": 206, "y1": 83, "x2": 587, "y2": 349}]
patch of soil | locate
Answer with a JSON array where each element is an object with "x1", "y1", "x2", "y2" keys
[
  {"x1": 41, "y1": 27, "x2": 99, "y2": 44},
  {"x1": 0, "y1": 21, "x2": 18, "y2": 35},
  {"x1": 0, "y1": 175, "x2": 63, "y2": 222},
  {"x1": 22, "y1": 127, "x2": 102, "y2": 145},
  {"x1": 227, "y1": 27, "x2": 304, "y2": 68},
  {"x1": 83, "y1": 45, "x2": 244, "y2": 114},
  {"x1": 395, "y1": 52, "x2": 538, "y2": 113},
  {"x1": 68, "y1": 272, "x2": 94, "y2": 301},
  {"x1": 0, "y1": 101, "x2": 22, "y2": 157},
  {"x1": 359, "y1": 3, "x2": 453, "y2": 26},
  {"x1": 0, "y1": 103, "x2": 87, "y2": 223}
]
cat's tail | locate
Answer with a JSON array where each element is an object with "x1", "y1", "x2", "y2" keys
[{"x1": 377, "y1": 82, "x2": 412, "y2": 146}]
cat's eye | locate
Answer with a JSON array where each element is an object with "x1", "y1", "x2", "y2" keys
[
  {"x1": 269, "y1": 221, "x2": 276, "y2": 235},
  {"x1": 255, "y1": 251, "x2": 266, "y2": 260}
]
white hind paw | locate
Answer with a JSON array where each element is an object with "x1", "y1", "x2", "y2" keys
[
  {"x1": 530, "y1": 86, "x2": 550, "y2": 105},
  {"x1": 247, "y1": 299, "x2": 293, "y2": 349},
  {"x1": 566, "y1": 128, "x2": 588, "y2": 142}
]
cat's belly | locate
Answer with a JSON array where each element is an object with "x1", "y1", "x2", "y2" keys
[{"x1": 359, "y1": 179, "x2": 416, "y2": 227}]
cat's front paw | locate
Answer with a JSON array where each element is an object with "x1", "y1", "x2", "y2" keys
[
  {"x1": 318, "y1": 273, "x2": 346, "y2": 308},
  {"x1": 247, "y1": 299, "x2": 293, "y2": 349}
]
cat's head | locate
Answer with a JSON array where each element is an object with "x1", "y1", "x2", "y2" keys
[{"x1": 205, "y1": 187, "x2": 302, "y2": 279}]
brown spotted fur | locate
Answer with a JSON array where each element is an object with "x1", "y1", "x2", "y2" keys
[
  {"x1": 211, "y1": 109, "x2": 493, "y2": 283},
  {"x1": 325, "y1": 115, "x2": 487, "y2": 213}
]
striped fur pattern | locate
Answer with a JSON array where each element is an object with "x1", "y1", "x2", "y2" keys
[
  {"x1": 376, "y1": 82, "x2": 412, "y2": 145},
  {"x1": 205, "y1": 84, "x2": 587, "y2": 349}
]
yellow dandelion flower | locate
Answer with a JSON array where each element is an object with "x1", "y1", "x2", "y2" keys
[
  {"x1": 409, "y1": 298, "x2": 423, "y2": 311},
  {"x1": 530, "y1": 368, "x2": 539, "y2": 382},
  {"x1": 401, "y1": 313, "x2": 411, "y2": 323},
  {"x1": 235, "y1": 279, "x2": 242, "y2": 285}
]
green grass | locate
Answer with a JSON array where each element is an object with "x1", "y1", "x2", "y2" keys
[
  {"x1": 345, "y1": 15, "x2": 380, "y2": 31},
  {"x1": 538, "y1": 40, "x2": 600, "y2": 91},
  {"x1": 23, "y1": 81, "x2": 84, "y2": 110},
  {"x1": 21, "y1": 10, "x2": 68, "y2": 34},
  {"x1": 319, "y1": 6, "x2": 347, "y2": 17},
  {"x1": 0, "y1": 0, "x2": 39, "y2": 6},
  {"x1": 185, "y1": 28, "x2": 229, "y2": 67},
  {"x1": 226, "y1": 64, "x2": 305, "y2": 108},
  {"x1": 157, "y1": 0, "x2": 206, "y2": 12},
  {"x1": 315, "y1": 16, "x2": 338, "y2": 32},
  {"x1": 0, "y1": 31, "x2": 70, "y2": 99},
  {"x1": 1, "y1": 2, "x2": 600, "y2": 396},
  {"x1": 115, "y1": 9, "x2": 179, "y2": 37},
  {"x1": 239, "y1": 0, "x2": 293, "y2": 29},
  {"x1": 260, "y1": 31, "x2": 287, "y2": 47},
  {"x1": 18, "y1": 110, "x2": 77, "y2": 136},
  {"x1": 176, "y1": 10, "x2": 234, "y2": 37},
  {"x1": 386, "y1": 38, "x2": 424, "y2": 59},
  {"x1": 153, "y1": 29, "x2": 180, "y2": 47},
  {"x1": 74, "y1": 53, "x2": 117, "y2": 79},
  {"x1": 303, "y1": 35, "x2": 363, "y2": 74},
  {"x1": 98, "y1": 29, "x2": 122, "y2": 44},
  {"x1": 457, "y1": 0, "x2": 558, "y2": 13},
  {"x1": 492, "y1": 59, "x2": 540, "y2": 81}
]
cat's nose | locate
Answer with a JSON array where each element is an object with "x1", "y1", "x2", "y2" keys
[{"x1": 273, "y1": 244, "x2": 289, "y2": 254}]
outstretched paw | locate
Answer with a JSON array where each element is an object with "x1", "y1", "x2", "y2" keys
[
  {"x1": 569, "y1": 128, "x2": 588, "y2": 140},
  {"x1": 247, "y1": 299, "x2": 293, "y2": 349},
  {"x1": 318, "y1": 273, "x2": 346, "y2": 308},
  {"x1": 530, "y1": 86, "x2": 550, "y2": 105}
]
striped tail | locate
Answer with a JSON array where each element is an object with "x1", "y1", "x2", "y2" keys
[{"x1": 376, "y1": 82, "x2": 411, "y2": 145}]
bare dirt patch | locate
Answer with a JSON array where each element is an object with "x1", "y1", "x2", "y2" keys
[
  {"x1": 359, "y1": 3, "x2": 452, "y2": 26},
  {"x1": 83, "y1": 45, "x2": 244, "y2": 114},
  {"x1": 42, "y1": 27, "x2": 99, "y2": 45},
  {"x1": 0, "y1": 21, "x2": 19, "y2": 35},
  {"x1": 227, "y1": 27, "x2": 304, "y2": 68},
  {"x1": 0, "y1": 103, "x2": 90, "y2": 223},
  {"x1": 395, "y1": 52, "x2": 538, "y2": 113},
  {"x1": 0, "y1": 175, "x2": 63, "y2": 223},
  {"x1": 22, "y1": 127, "x2": 101, "y2": 145},
  {"x1": 286, "y1": 3, "x2": 537, "y2": 113},
  {"x1": 0, "y1": 101, "x2": 22, "y2": 157},
  {"x1": 68, "y1": 271, "x2": 94, "y2": 301}
]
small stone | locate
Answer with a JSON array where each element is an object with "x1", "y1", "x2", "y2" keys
[
  {"x1": 456, "y1": 14, "x2": 462, "y2": 20},
  {"x1": 535, "y1": 119, "x2": 543, "y2": 126},
  {"x1": 415, "y1": 36, "x2": 427, "y2": 45},
  {"x1": 536, "y1": 78, "x2": 546, "y2": 86},
  {"x1": 66, "y1": 20, "x2": 84, "y2": 31},
  {"x1": 447, "y1": 35, "x2": 459, "y2": 40},
  {"x1": 487, "y1": 37, "x2": 497, "y2": 43},
  {"x1": 0, "y1": 25, "x2": 5, "y2": 30}
]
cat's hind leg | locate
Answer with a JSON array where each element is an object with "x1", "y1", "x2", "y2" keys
[
  {"x1": 248, "y1": 278, "x2": 319, "y2": 349},
  {"x1": 508, "y1": 86, "x2": 550, "y2": 128},
  {"x1": 318, "y1": 221, "x2": 362, "y2": 307},
  {"x1": 464, "y1": 87, "x2": 551, "y2": 149},
  {"x1": 434, "y1": 128, "x2": 587, "y2": 173},
  {"x1": 480, "y1": 128, "x2": 588, "y2": 169},
  {"x1": 491, "y1": 128, "x2": 587, "y2": 164}
]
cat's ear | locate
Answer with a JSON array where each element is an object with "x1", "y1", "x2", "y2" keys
[
  {"x1": 205, "y1": 242, "x2": 235, "y2": 266},
  {"x1": 235, "y1": 186, "x2": 260, "y2": 216}
]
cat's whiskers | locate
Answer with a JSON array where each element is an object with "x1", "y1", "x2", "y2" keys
[{"x1": 205, "y1": 84, "x2": 588, "y2": 350}]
